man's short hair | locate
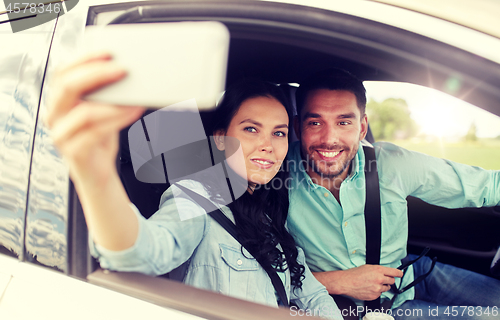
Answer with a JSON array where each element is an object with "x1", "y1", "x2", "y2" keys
[{"x1": 295, "y1": 68, "x2": 367, "y2": 118}]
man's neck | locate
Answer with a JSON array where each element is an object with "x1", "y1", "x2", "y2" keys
[{"x1": 308, "y1": 164, "x2": 351, "y2": 203}]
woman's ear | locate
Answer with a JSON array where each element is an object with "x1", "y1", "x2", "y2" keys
[{"x1": 213, "y1": 130, "x2": 226, "y2": 151}]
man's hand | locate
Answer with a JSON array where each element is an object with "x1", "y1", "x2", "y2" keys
[{"x1": 313, "y1": 264, "x2": 404, "y2": 301}]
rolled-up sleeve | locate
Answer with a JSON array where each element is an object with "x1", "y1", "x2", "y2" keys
[
  {"x1": 89, "y1": 182, "x2": 210, "y2": 276},
  {"x1": 376, "y1": 142, "x2": 500, "y2": 209}
]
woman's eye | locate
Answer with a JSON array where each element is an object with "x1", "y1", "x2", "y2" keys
[
  {"x1": 244, "y1": 127, "x2": 257, "y2": 133},
  {"x1": 274, "y1": 131, "x2": 287, "y2": 137}
]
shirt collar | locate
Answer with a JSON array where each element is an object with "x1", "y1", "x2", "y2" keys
[{"x1": 347, "y1": 141, "x2": 366, "y2": 181}]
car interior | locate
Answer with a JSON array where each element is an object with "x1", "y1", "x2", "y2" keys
[{"x1": 85, "y1": 1, "x2": 500, "y2": 283}]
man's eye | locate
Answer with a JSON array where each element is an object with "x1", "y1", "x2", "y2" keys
[
  {"x1": 339, "y1": 121, "x2": 351, "y2": 126},
  {"x1": 309, "y1": 121, "x2": 320, "y2": 126},
  {"x1": 244, "y1": 127, "x2": 257, "y2": 133},
  {"x1": 274, "y1": 131, "x2": 287, "y2": 137}
]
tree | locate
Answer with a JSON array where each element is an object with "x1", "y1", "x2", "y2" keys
[
  {"x1": 366, "y1": 98, "x2": 418, "y2": 141},
  {"x1": 464, "y1": 122, "x2": 477, "y2": 142}
]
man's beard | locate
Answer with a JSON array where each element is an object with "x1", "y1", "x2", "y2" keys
[{"x1": 301, "y1": 143, "x2": 358, "y2": 179}]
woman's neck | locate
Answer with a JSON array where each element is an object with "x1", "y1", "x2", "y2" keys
[{"x1": 247, "y1": 184, "x2": 256, "y2": 194}]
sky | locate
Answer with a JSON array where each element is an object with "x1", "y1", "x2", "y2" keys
[{"x1": 364, "y1": 81, "x2": 500, "y2": 139}]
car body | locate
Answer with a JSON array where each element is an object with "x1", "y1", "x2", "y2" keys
[{"x1": 1, "y1": 0, "x2": 499, "y2": 319}]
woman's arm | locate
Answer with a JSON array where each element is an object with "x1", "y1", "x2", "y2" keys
[
  {"x1": 46, "y1": 53, "x2": 211, "y2": 275},
  {"x1": 90, "y1": 183, "x2": 210, "y2": 275},
  {"x1": 45, "y1": 52, "x2": 145, "y2": 251}
]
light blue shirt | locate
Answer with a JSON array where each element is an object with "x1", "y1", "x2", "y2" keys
[
  {"x1": 287, "y1": 141, "x2": 500, "y2": 308},
  {"x1": 90, "y1": 180, "x2": 343, "y2": 320}
]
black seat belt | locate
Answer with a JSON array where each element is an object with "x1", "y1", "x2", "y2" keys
[
  {"x1": 174, "y1": 183, "x2": 290, "y2": 308},
  {"x1": 363, "y1": 146, "x2": 437, "y2": 312},
  {"x1": 363, "y1": 145, "x2": 382, "y2": 312}
]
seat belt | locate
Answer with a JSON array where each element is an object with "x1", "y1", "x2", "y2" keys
[
  {"x1": 362, "y1": 146, "x2": 438, "y2": 312},
  {"x1": 174, "y1": 183, "x2": 290, "y2": 308},
  {"x1": 363, "y1": 145, "x2": 382, "y2": 312}
]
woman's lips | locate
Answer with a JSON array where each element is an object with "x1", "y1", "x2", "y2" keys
[{"x1": 250, "y1": 158, "x2": 275, "y2": 169}]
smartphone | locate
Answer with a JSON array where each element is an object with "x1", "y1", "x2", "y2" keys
[{"x1": 82, "y1": 21, "x2": 230, "y2": 109}]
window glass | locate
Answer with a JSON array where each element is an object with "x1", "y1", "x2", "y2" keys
[
  {"x1": 0, "y1": 20, "x2": 59, "y2": 265},
  {"x1": 364, "y1": 81, "x2": 500, "y2": 170},
  {"x1": 0, "y1": 23, "x2": 37, "y2": 258},
  {"x1": 22, "y1": 21, "x2": 68, "y2": 272}
]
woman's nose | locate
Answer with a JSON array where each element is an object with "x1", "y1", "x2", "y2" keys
[{"x1": 259, "y1": 136, "x2": 273, "y2": 153}]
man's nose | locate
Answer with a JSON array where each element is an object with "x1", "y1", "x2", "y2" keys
[{"x1": 320, "y1": 124, "x2": 340, "y2": 145}]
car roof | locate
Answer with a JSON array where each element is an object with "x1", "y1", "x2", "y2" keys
[
  {"x1": 83, "y1": 0, "x2": 500, "y2": 117},
  {"x1": 370, "y1": 0, "x2": 500, "y2": 39},
  {"x1": 261, "y1": 0, "x2": 500, "y2": 65},
  {"x1": 84, "y1": 0, "x2": 500, "y2": 65}
]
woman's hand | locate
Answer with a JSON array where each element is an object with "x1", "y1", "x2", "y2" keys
[
  {"x1": 45, "y1": 52, "x2": 144, "y2": 185},
  {"x1": 44, "y1": 52, "x2": 145, "y2": 251}
]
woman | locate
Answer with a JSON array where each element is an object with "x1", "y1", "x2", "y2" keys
[{"x1": 45, "y1": 52, "x2": 342, "y2": 319}]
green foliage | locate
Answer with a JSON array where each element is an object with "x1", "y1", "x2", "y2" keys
[
  {"x1": 395, "y1": 139, "x2": 500, "y2": 170},
  {"x1": 366, "y1": 98, "x2": 418, "y2": 141},
  {"x1": 464, "y1": 122, "x2": 478, "y2": 142}
]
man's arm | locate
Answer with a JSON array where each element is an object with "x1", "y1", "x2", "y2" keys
[
  {"x1": 313, "y1": 265, "x2": 403, "y2": 301},
  {"x1": 377, "y1": 142, "x2": 500, "y2": 209}
]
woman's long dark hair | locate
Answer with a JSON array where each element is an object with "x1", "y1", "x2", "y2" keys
[{"x1": 207, "y1": 79, "x2": 305, "y2": 290}]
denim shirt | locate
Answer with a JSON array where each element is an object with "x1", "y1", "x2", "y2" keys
[{"x1": 90, "y1": 180, "x2": 342, "y2": 320}]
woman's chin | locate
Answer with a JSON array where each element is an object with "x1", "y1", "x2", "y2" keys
[{"x1": 247, "y1": 175, "x2": 273, "y2": 187}]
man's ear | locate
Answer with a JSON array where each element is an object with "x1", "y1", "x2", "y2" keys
[
  {"x1": 293, "y1": 115, "x2": 301, "y2": 139},
  {"x1": 360, "y1": 113, "x2": 368, "y2": 141},
  {"x1": 213, "y1": 130, "x2": 226, "y2": 151}
]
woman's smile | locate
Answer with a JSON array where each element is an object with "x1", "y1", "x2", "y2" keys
[{"x1": 250, "y1": 157, "x2": 276, "y2": 169}]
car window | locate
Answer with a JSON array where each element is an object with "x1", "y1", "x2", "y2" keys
[
  {"x1": 0, "y1": 19, "x2": 60, "y2": 268},
  {"x1": 364, "y1": 81, "x2": 500, "y2": 170},
  {"x1": 0, "y1": 23, "x2": 38, "y2": 259}
]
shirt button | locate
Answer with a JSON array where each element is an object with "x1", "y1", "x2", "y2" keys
[
  {"x1": 344, "y1": 222, "x2": 348, "y2": 227},
  {"x1": 237, "y1": 259, "x2": 243, "y2": 266},
  {"x1": 324, "y1": 192, "x2": 329, "y2": 197},
  {"x1": 352, "y1": 250, "x2": 356, "y2": 254}
]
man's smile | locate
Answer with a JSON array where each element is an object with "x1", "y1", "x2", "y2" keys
[{"x1": 316, "y1": 150, "x2": 342, "y2": 160}]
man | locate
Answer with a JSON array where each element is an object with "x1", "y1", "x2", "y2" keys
[{"x1": 286, "y1": 68, "x2": 500, "y2": 319}]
